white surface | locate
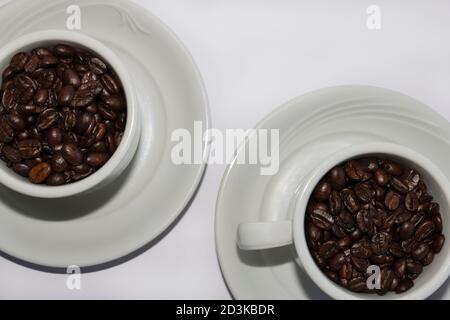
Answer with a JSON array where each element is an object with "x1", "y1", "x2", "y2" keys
[{"x1": 1, "y1": 0, "x2": 450, "y2": 299}]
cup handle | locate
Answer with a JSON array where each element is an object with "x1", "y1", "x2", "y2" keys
[{"x1": 236, "y1": 220, "x2": 293, "y2": 250}]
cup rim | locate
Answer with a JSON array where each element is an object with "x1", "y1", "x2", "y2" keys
[
  {"x1": 292, "y1": 142, "x2": 450, "y2": 299},
  {"x1": 0, "y1": 30, "x2": 138, "y2": 198}
]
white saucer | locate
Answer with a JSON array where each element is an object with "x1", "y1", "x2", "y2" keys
[
  {"x1": 0, "y1": 0, "x2": 209, "y2": 268},
  {"x1": 215, "y1": 86, "x2": 450, "y2": 299}
]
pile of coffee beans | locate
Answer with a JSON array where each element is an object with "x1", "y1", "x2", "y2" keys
[
  {"x1": 305, "y1": 157, "x2": 445, "y2": 294},
  {"x1": 0, "y1": 44, "x2": 126, "y2": 185}
]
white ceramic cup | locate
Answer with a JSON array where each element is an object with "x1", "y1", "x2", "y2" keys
[
  {"x1": 0, "y1": 30, "x2": 140, "y2": 198},
  {"x1": 237, "y1": 142, "x2": 450, "y2": 299}
]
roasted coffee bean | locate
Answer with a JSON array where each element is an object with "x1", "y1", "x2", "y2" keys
[
  {"x1": 384, "y1": 161, "x2": 403, "y2": 176},
  {"x1": 329, "y1": 252, "x2": 346, "y2": 271},
  {"x1": 415, "y1": 220, "x2": 435, "y2": 241},
  {"x1": 74, "y1": 112, "x2": 94, "y2": 134},
  {"x1": 318, "y1": 241, "x2": 339, "y2": 259},
  {"x1": 406, "y1": 259, "x2": 423, "y2": 275},
  {"x1": 36, "y1": 108, "x2": 59, "y2": 131},
  {"x1": 351, "y1": 256, "x2": 369, "y2": 272},
  {"x1": 54, "y1": 44, "x2": 75, "y2": 58},
  {"x1": 391, "y1": 177, "x2": 409, "y2": 194},
  {"x1": 371, "y1": 232, "x2": 390, "y2": 255},
  {"x1": 0, "y1": 117, "x2": 15, "y2": 142},
  {"x1": 63, "y1": 69, "x2": 81, "y2": 87},
  {"x1": 399, "y1": 221, "x2": 415, "y2": 240},
  {"x1": 50, "y1": 153, "x2": 68, "y2": 173},
  {"x1": 57, "y1": 85, "x2": 75, "y2": 106},
  {"x1": 356, "y1": 209, "x2": 372, "y2": 234},
  {"x1": 46, "y1": 127, "x2": 63, "y2": 146},
  {"x1": 61, "y1": 143, "x2": 83, "y2": 166},
  {"x1": 89, "y1": 57, "x2": 107, "y2": 74},
  {"x1": 306, "y1": 157, "x2": 444, "y2": 295},
  {"x1": 12, "y1": 162, "x2": 30, "y2": 177},
  {"x1": 310, "y1": 207, "x2": 334, "y2": 230},
  {"x1": 85, "y1": 152, "x2": 108, "y2": 167},
  {"x1": 401, "y1": 238, "x2": 418, "y2": 253},
  {"x1": 17, "y1": 139, "x2": 42, "y2": 159},
  {"x1": 6, "y1": 114, "x2": 25, "y2": 131},
  {"x1": 28, "y1": 162, "x2": 51, "y2": 183},
  {"x1": 10, "y1": 52, "x2": 29, "y2": 71},
  {"x1": 351, "y1": 241, "x2": 372, "y2": 258},
  {"x1": 385, "y1": 190, "x2": 401, "y2": 211},
  {"x1": 313, "y1": 181, "x2": 332, "y2": 202},
  {"x1": 396, "y1": 278, "x2": 414, "y2": 293},
  {"x1": 328, "y1": 166, "x2": 347, "y2": 190},
  {"x1": 307, "y1": 222, "x2": 322, "y2": 242},
  {"x1": 46, "y1": 172, "x2": 66, "y2": 185},
  {"x1": 342, "y1": 189, "x2": 360, "y2": 213},
  {"x1": 433, "y1": 235, "x2": 445, "y2": 253},
  {"x1": 101, "y1": 74, "x2": 120, "y2": 94},
  {"x1": 380, "y1": 268, "x2": 395, "y2": 292},
  {"x1": 2, "y1": 145, "x2": 21, "y2": 162},
  {"x1": 422, "y1": 251, "x2": 434, "y2": 266},
  {"x1": 405, "y1": 192, "x2": 419, "y2": 211},
  {"x1": 411, "y1": 243, "x2": 430, "y2": 260},
  {"x1": 103, "y1": 95, "x2": 125, "y2": 111}
]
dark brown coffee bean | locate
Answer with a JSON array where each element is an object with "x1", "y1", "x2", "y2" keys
[
  {"x1": 73, "y1": 112, "x2": 93, "y2": 135},
  {"x1": 389, "y1": 243, "x2": 405, "y2": 258},
  {"x1": 342, "y1": 189, "x2": 360, "y2": 213},
  {"x1": 45, "y1": 172, "x2": 65, "y2": 185},
  {"x1": 412, "y1": 243, "x2": 430, "y2": 260},
  {"x1": 12, "y1": 162, "x2": 30, "y2": 177},
  {"x1": 351, "y1": 241, "x2": 372, "y2": 258},
  {"x1": 399, "y1": 221, "x2": 415, "y2": 240},
  {"x1": 356, "y1": 209, "x2": 372, "y2": 233},
  {"x1": 415, "y1": 220, "x2": 435, "y2": 241},
  {"x1": 329, "y1": 252, "x2": 346, "y2": 271},
  {"x1": 345, "y1": 160, "x2": 364, "y2": 181},
  {"x1": 310, "y1": 207, "x2": 334, "y2": 230},
  {"x1": 50, "y1": 153, "x2": 68, "y2": 173},
  {"x1": 331, "y1": 224, "x2": 346, "y2": 238},
  {"x1": 17, "y1": 139, "x2": 42, "y2": 159},
  {"x1": 57, "y1": 85, "x2": 75, "y2": 106},
  {"x1": 103, "y1": 95, "x2": 125, "y2": 112},
  {"x1": 318, "y1": 241, "x2": 339, "y2": 259},
  {"x1": 354, "y1": 183, "x2": 373, "y2": 203},
  {"x1": 401, "y1": 238, "x2": 418, "y2": 254},
  {"x1": 62, "y1": 68, "x2": 81, "y2": 87},
  {"x1": 36, "y1": 108, "x2": 59, "y2": 131},
  {"x1": 5, "y1": 114, "x2": 25, "y2": 131},
  {"x1": 24, "y1": 55, "x2": 40, "y2": 73},
  {"x1": 393, "y1": 258, "x2": 406, "y2": 278},
  {"x1": 70, "y1": 89, "x2": 96, "y2": 108},
  {"x1": 62, "y1": 143, "x2": 83, "y2": 166},
  {"x1": 46, "y1": 127, "x2": 63, "y2": 146},
  {"x1": 406, "y1": 259, "x2": 423, "y2": 275},
  {"x1": 100, "y1": 74, "x2": 120, "y2": 94},
  {"x1": 2, "y1": 66, "x2": 16, "y2": 80},
  {"x1": 384, "y1": 161, "x2": 403, "y2": 176},
  {"x1": 306, "y1": 222, "x2": 322, "y2": 242},
  {"x1": 371, "y1": 232, "x2": 391, "y2": 255},
  {"x1": 385, "y1": 190, "x2": 400, "y2": 211},
  {"x1": 351, "y1": 256, "x2": 369, "y2": 272},
  {"x1": 10, "y1": 52, "x2": 29, "y2": 71},
  {"x1": 0, "y1": 117, "x2": 15, "y2": 143},
  {"x1": 373, "y1": 169, "x2": 389, "y2": 187},
  {"x1": 348, "y1": 277, "x2": 367, "y2": 292},
  {"x1": 89, "y1": 57, "x2": 107, "y2": 74},
  {"x1": 28, "y1": 162, "x2": 51, "y2": 183},
  {"x1": 313, "y1": 181, "x2": 331, "y2": 202},
  {"x1": 339, "y1": 263, "x2": 353, "y2": 280},
  {"x1": 85, "y1": 152, "x2": 108, "y2": 167},
  {"x1": 40, "y1": 55, "x2": 59, "y2": 68},
  {"x1": 404, "y1": 192, "x2": 419, "y2": 211},
  {"x1": 380, "y1": 268, "x2": 395, "y2": 292},
  {"x1": 54, "y1": 44, "x2": 75, "y2": 58},
  {"x1": 395, "y1": 278, "x2": 413, "y2": 293},
  {"x1": 2, "y1": 145, "x2": 21, "y2": 162},
  {"x1": 422, "y1": 251, "x2": 434, "y2": 266},
  {"x1": 98, "y1": 104, "x2": 117, "y2": 121},
  {"x1": 433, "y1": 235, "x2": 445, "y2": 253},
  {"x1": 328, "y1": 166, "x2": 346, "y2": 190}
]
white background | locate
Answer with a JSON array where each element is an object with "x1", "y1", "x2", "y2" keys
[{"x1": 1, "y1": 0, "x2": 450, "y2": 299}]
